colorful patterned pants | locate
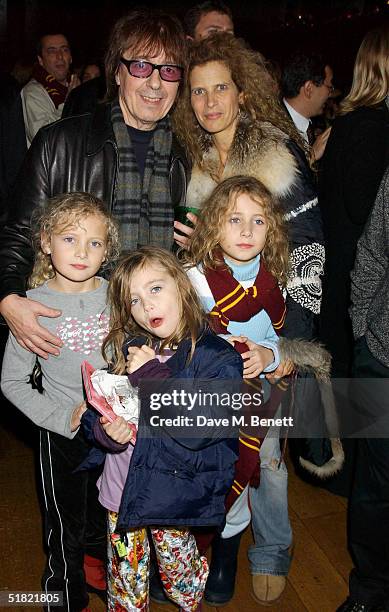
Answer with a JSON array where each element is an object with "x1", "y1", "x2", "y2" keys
[{"x1": 107, "y1": 511, "x2": 208, "y2": 611}]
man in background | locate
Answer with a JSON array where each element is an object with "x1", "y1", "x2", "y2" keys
[
  {"x1": 184, "y1": 0, "x2": 234, "y2": 40},
  {"x1": 281, "y1": 52, "x2": 333, "y2": 162},
  {"x1": 21, "y1": 33, "x2": 80, "y2": 146}
]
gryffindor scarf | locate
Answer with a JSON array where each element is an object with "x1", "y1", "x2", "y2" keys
[
  {"x1": 205, "y1": 253, "x2": 286, "y2": 335},
  {"x1": 205, "y1": 255, "x2": 286, "y2": 509},
  {"x1": 32, "y1": 64, "x2": 68, "y2": 108},
  {"x1": 194, "y1": 258, "x2": 289, "y2": 554}
]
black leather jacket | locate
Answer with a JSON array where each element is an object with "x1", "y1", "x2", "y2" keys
[{"x1": 0, "y1": 103, "x2": 189, "y2": 301}]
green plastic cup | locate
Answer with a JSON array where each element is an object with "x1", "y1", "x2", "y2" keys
[{"x1": 175, "y1": 206, "x2": 200, "y2": 228}]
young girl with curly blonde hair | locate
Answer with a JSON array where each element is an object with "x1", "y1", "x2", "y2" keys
[
  {"x1": 2, "y1": 192, "x2": 120, "y2": 612},
  {"x1": 184, "y1": 175, "x2": 293, "y2": 606}
]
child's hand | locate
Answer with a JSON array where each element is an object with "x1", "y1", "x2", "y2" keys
[
  {"x1": 70, "y1": 401, "x2": 87, "y2": 432},
  {"x1": 101, "y1": 415, "x2": 134, "y2": 444},
  {"x1": 226, "y1": 335, "x2": 248, "y2": 347},
  {"x1": 227, "y1": 336, "x2": 274, "y2": 377},
  {"x1": 241, "y1": 340, "x2": 274, "y2": 378},
  {"x1": 265, "y1": 359, "x2": 294, "y2": 383},
  {"x1": 126, "y1": 345, "x2": 156, "y2": 373}
]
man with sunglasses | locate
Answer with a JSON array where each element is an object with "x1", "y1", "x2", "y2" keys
[
  {"x1": 0, "y1": 11, "x2": 188, "y2": 611},
  {"x1": 0, "y1": 9, "x2": 188, "y2": 361}
]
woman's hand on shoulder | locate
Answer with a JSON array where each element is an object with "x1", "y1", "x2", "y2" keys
[
  {"x1": 101, "y1": 415, "x2": 134, "y2": 444},
  {"x1": 126, "y1": 345, "x2": 156, "y2": 374}
]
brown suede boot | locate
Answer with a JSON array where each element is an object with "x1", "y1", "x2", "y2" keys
[{"x1": 251, "y1": 574, "x2": 286, "y2": 606}]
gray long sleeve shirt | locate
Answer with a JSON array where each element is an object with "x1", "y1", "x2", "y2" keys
[
  {"x1": 350, "y1": 167, "x2": 389, "y2": 367},
  {"x1": 1, "y1": 279, "x2": 108, "y2": 438}
]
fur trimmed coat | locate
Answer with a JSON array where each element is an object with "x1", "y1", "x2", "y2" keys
[{"x1": 186, "y1": 119, "x2": 325, "y2": 340}]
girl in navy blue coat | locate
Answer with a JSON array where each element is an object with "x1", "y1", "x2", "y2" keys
[{"x1": 84, "y1": 246, "x2": 243, "y2": 611}]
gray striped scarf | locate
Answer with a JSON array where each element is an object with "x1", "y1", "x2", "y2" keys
[{"x1": 111, "y1": 101, "x2": 174, "y2": 252}]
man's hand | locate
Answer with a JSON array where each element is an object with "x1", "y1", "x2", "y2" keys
[
  {"x1": 67, "y1": 73, "x2": 81, "y2": 93},
  {"x1": 126, "y1": 345, "x2": 156, "y2": 374},
  {"x1": 265, "y1": 359, "x2": 294, "y2": 383},
  {"x1": 311, "y1": 127, "x2": 331, "y2": 162},
  {"x1": 0, "y1": 294, "x2": 62, "y2": 359},
  {"x1": 227, "y1": 335, "x2": 274, "y2": 378},
  {"x1": 101, "y1": 415, "x2": 134, "y2": 444},
  {"x1": 70, "y1": 401, "x2": 87, "y2": 432},
  {"x1": 173, "y1": 212, "x2": 198, "y2": 249}
]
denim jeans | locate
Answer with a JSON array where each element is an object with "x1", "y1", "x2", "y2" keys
[{"x1": 248, "y1": 431, "x2": 292, "y2": 576}]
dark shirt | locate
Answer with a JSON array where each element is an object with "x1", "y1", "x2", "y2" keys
[
  {"x1": 61, "y1": 76, "x2": 106, "y2": 118},
  {"x1": 0, "y1": 74, "x2": 27, "y2": 223},
  {"x1": 127, "y1": 125, "x2": 154, "y2": 179}
]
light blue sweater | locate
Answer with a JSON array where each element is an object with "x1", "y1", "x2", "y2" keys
[{"x1": 187, "y1": 255, "x2": 280, "y2": 373}]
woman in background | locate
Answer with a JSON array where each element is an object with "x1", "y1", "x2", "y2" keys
[{"x1": 319, "y1": 26, "x2": 389, "y2": 379}]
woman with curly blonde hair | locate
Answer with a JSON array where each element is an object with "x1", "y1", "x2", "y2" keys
[{"x1": 173, "y1": 32, "x2": 325, "y2": 607}]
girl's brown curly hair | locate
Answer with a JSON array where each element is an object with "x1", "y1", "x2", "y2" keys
[
  {"x1": 184, "y1": 176, "x2": 289, "y2": 286},
  {"x1": 172, "y1": 32, "x2": 306, "y2": 168},
  {"x1": 102, "y1": 247, "x2": 207, "y2": 374},
  {"x1": 29, "y1": 192, "x2": 120, "y2": 289}
]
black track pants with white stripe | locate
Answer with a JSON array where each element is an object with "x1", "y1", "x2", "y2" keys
[{"x1": 39, "y1": 429, "x2": 106, "y2": 612}]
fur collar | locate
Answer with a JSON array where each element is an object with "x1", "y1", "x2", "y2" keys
[{"x1": 186, "y1": 120, "x2": 299, "y2": 209}]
